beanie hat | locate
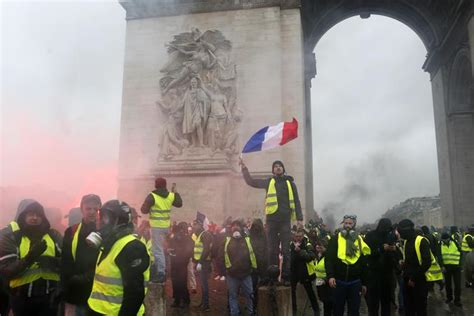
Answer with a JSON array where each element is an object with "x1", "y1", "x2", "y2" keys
[
  {"x1": 272, "y1": 160, "x2": 285, "y2": 174},
  {"x1": 398, "y1": 219, "x2": 415, "y2": 230},
  {"x1": 155, "y1": 177, "x2": 167, "y2": 189}
]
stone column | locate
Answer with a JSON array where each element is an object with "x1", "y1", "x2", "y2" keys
[
  {"x1": 431, "y1": 20, "x2": 474, "y2": 226},
  {"x1": 303, "y1": 50, "x2": 316, "y2": 219}
]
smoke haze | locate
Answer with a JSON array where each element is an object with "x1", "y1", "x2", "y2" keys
[
  {"x1": 1, "y1": 1, "x2": 125, "y2": 225},
  {"x1": 312, "y1": 16, "x2": 439, "y2": 224},
  {"x1": 1, "y1": 5, "x2": 439, "y2": 226}
]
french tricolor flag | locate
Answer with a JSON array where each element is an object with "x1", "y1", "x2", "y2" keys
[{"x1": 242, "y1": 118, "x2": 298, "y2": 153}]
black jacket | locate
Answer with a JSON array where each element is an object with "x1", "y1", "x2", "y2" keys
[
  {"x1": 220, "y1": 236, "x2": 256, "y2": 279},
  {"x1": 290, "y1": 237, "x2": 316, "y2": 282},
  {"x1": 325, "y1": 233, "x2": 369, "y2": 285},
  {"x1": 402, "y1": 234, "x2": 431, "y2": 282},
  {"x1": 141, "y1": 188, "x2": 183, "y2": 214},
  {"x1": 241, "y1": 167, "x2": 303, "y2": 222},
  {"x1": 364, "y1": 229, "x2": 398, "y2": 277},
  {"x1": 249, "y1": 229, "x2": 268, "y2": 276},
  {"x1": 61, "y1": 221, "x2": 100, "y2": 305},
  {"x1": 168, "y1": 233, "x2": 194, "y2": 270}
]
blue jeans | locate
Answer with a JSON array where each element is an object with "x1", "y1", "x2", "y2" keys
[
  {"x1": 333, "y1": 279, "x2": 362, "y2": 316},
  {"x1": 397, "y1": 275, "x2": 404, "y2": 311},
  {"x1": 199, "y1": 261, "x2": 211, "y2": 306},
  {"x1": 226, "y1": 275, "x2": 254, "y2": 316},
  {"x1": 151, "y1": 227, "x2": 168, "y2": 282}
]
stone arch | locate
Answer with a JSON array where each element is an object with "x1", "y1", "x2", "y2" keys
[
  {"x1": 301, "y1": 1, "x2": 444, "y2": 53},
  {"x1": 448, "y1": 46, "x2": 473, "y2": 115}
]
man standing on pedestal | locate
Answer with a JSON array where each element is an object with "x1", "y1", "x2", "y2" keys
[
  {"x1": 239, "y1": 158, "x2": 303, "y2": 284},
  {"x1": 141, "y1": 177, "x2": 183, "y2": 283}
]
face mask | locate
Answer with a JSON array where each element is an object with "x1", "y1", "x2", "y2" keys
[
  {"x1": 232, "y1": 231, "x2": 242, "y2": 239},
  {"x1": 343, "y1": 225, "x2": 353, "y2": 231},
  {"x1": 87, "y1": 211, "x2": 117, "y2": 248},
  {"x1": 341, "y1": 228, "x2": 355, "y2": 237},
  {"x1": 86, "y1": 231, "x2": 103, "y2": 248}
]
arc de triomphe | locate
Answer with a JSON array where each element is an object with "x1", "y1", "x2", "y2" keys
[{"x1": 117, "y1": 0, "x2": 473, "y2": 226}]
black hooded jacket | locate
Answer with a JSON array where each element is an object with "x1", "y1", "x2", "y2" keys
[
  {"x1": 249, "y1": 219, "x2": 268, "y2": 276},
  {"x1": 364, "y1": 219, "x2": 398, "y2": 276},
  {"x1": 0, "y1": 199, "x2": 62, "y2": 296},
  {"x1": 241, "y1": 165, "x2": 303, "y2": 222}
]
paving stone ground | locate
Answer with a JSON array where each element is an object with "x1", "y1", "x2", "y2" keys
[{"x1": 164, "y1": 274, "x2": 474, "y2": 316}]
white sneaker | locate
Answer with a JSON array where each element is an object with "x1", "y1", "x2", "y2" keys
[
  {"x1": 220, "y1": 276, "x2": 226, "y2": 281},
  {"x1": 214, "y1": 275, "x2": 220, "y2": 280}
]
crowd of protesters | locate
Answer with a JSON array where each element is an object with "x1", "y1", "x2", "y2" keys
[{"x1": 0, "y1": 159, "x2": 473, "y2": 316}]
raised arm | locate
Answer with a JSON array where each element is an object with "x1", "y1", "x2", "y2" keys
[{"x1": 239, "y1": 158, "x2": 269, "y2": 189}]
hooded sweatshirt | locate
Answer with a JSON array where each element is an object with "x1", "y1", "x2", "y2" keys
[
  {"x1": 365, "y1": 218, "x2": 398, "y2": 275},
  {"x1": 0, "y1": 199, "x2": 62, "y2": 296}
]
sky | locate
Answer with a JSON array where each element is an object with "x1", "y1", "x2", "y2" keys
[
  {"x1": 0, "y1": 1, "x2": 439, "y2": 225},
  {"x1": 311, "y1": 16, "x2": 439, "y2": 223}
]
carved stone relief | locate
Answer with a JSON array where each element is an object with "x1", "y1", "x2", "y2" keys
[{"x1": 156, "y1": 28, "x2": 241, "y2": 161}]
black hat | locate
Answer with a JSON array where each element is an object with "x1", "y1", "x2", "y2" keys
[
  {"x1": 398, "y1": 219, "x2": 415, "y2": 230},
  {"x1": 272, "y1": 160, "x2": 285, "y2": 174}
]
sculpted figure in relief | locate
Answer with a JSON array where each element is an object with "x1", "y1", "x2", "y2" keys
[{"x1": 157, "y1": 28, "x2": 240, "y2": 160}]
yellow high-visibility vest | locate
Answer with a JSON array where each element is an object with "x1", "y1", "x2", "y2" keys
[
  {"x1": 412, "y1": 236, "x2": 443, "y2": 282},
  {"x1": 10, "y1": 234, "x2": 60, "y2": 288},
  {"x1": 315, "y1": 257, "x2": 326, "y2": 279},
  {"x1": 265, "y1": 178, "x2": 296, "y2": 220},
  {"x1": 462, "y1": 234, "x2": 474, "y2": 252},
  {"x1": 336, "y1": 233, "x2": 371, "y2": 265},
  {"x1": 149, "y1": 192, "x2": 175, "y2": 228},
  {"x1": 71, "y1": 223, "x2": 82, "y2": 261},
  {"x1": 224, "y1": 236, "x2": 257, "y2": 269},
  {"x1": 441, "y1": 241, "x2": 461, "y2": 265},
  {"x1": 194, "y1": 231, "x2": 211, "y2": 261},
  {"x1": 88, "y1": 234, "x2": 150, "y2": 316},
  {"x1": 9, "y1": 221, "x2": 19, "y2": 232}
]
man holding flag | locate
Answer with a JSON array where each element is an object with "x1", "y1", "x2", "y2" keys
[{"x1": 239, "y1": 117, "x2": 303, "y2": 284}]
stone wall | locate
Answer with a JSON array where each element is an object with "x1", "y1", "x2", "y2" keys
[{"x1": 118, "y1": 6, "x2": 307, "y2": 224}]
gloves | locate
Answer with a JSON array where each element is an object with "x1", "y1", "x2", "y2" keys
[
  {"x1": 196, "y1": 263, "x2": 202, "y2": 272},
  {"x1": 37, "y1": 256, "x2": 60, "y2": 272},
  {"x1": 25, "y1": 240, "x2": 47, "y2": 263},
  {"x1": 69, "y1": 273, "x2": 91, "y2": 287}
]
